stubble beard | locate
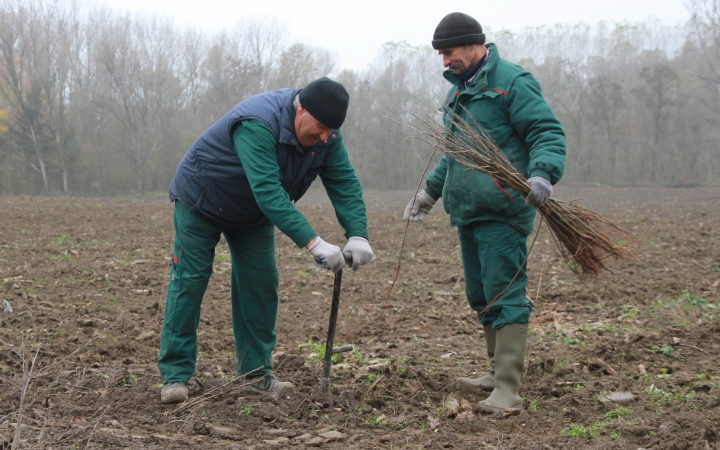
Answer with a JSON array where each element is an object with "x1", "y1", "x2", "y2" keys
[{"x1": 449, "y1": 61, "x2": 469, "y2": 75}]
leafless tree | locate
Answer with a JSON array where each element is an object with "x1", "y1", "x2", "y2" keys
[
  {"x1": 0, "y1": 4, "x2": 717, "y2": 193},
  {"x1": 269, "y1": 42, "x2": 337, "y2": 89},
  {"x1": 0, "y1": 0, "x2": 78, "y2": 193},
  {"x1": 92, "y1": 12, "x2": 184, "y2": 194},
  {"x1": 686, "y1": 0, "x2": 720, "y2": 86},
  {"x1": 633, "y1": 59, "x2": 679, "y2": 180}
]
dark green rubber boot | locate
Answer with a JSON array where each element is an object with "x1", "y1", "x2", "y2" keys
[
  {"x1": 478, "y1": 323, "x2": 528, "y2": 413},
  {"x1": 456, "y1": 323, "x2": 496, "y2": 391}
]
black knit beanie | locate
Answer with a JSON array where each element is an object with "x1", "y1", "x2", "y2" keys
[
  {"x1": 298, "y1": 77, "x2": 350, "y2": 129},
  {"x1": 432, "y1": 12, "x2": 486, "y2": 50}
]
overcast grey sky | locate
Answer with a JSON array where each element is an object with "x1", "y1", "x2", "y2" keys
[{"x1": 96, "y1": 0, "x2": 691, "y2": 71}]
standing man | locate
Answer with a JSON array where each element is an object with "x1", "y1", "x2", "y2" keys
[
  {"x1": 404, "y1": 13, "x2": 566, "y2": 412},
  {"x1": 159, "y1": 77, "x2": 374, "y2": 404}
]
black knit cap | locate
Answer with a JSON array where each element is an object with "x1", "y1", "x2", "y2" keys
[
  {"x1": 432, "y1": 12, "x2": 486, "y2": 50},
  {"x1": 298, "y1": 77, "x2": 350, "y2": 129}
]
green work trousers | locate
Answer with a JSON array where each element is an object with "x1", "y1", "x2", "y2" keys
[
  {"x1": 158, "y1": 201, "x2": 279, "y2": 384},
  {"x1": 458, "y1": 220, "x2": 532, "y2": 329}
]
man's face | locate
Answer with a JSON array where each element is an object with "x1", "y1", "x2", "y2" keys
[
  {"x1": 294, "y1": 104, "x2": 333, "y2": 147},
  {"x1": 438, "y1": 45, "x2": 480, "y2": 75}
]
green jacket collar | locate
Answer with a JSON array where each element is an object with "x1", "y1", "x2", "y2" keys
[{"x1": 443, "y1": 43, "x2": 499, "y2": 96}]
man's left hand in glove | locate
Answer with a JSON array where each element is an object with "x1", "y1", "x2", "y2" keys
[
  {"x1": 525, "y1": 176, "x2": 552, "y2": 207},
  {"x1": 342, "y1": 237, "x2": 374, "y2": 271}
]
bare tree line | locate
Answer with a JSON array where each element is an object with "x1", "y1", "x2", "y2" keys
[{"x1": 0, "y1": 0, "x2": 718, "y2": 196}]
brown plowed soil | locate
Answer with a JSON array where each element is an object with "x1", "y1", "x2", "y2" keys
[{"x1": 1, "y1": 186, "x2": 719, "y2": 449}]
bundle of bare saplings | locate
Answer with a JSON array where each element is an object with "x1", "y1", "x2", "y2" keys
[{"x1": 409, "y1": 107, "x2": 633, "y2": 275}]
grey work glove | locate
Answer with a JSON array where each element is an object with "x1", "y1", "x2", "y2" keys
[
  {"x1": 525, "y1": 176, "x2": 553, "y2": 207},
  {"x1": 342, "y1": 236, "x2": 374, "y2": 271},
  {"x1": 307, "y1": 236, "x2": 345, "y2": 273},
  {"x1": 403, "y1": 190, "x2": 436, "y2": 222}
]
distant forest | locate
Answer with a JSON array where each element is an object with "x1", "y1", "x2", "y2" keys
[{"x1": 1, "y1": 0, "x2": 719, "y2": 196}]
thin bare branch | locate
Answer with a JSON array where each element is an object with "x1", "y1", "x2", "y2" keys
[{"x1": 402, "y1": 105, "x2": 633, "y2": 275}]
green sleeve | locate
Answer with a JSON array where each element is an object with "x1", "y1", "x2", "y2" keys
[
  {"x1": 233, "y1": 120, "x2": 317, "y2": 248},
  {"x1": 318, "y1": 131, "x2": 369, "y2": 241},
  {"x1": 506, "y1": 73, "x2": 566, "y2": 184},
  {"x1": 424, "y1": 155, "x2": 448, "y2": 200}
]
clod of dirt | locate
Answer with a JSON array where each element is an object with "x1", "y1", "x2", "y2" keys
[
  {"x1": 598, "y1": 391, "x2": 635, "y2": 404},
  {"x1": 77, "y1": 319, "x2": 95, "y2": 327},
  {"x1": 672, "y1": 371, "x2": 695, "y2": 386},
  {"x1": 549, "y1": 388, "x2": 563, "y2": 397},
  {"x1": 319, "y1": 430, "x2": 345, "y2": 440},
  {"x1": 135, "y1": 330, "x2": 155, "y2": 341},
  {"x1": 210, "y1": 426, "x2": 237, "y2": 438},
  {"x1": 192, "y1": 421, "x2": 210, "y2": 435},
  {"x1": 256, "y1": 404, "x2": 286, "y2": 421},
  {"x1": 151, "y1": 434, "x2": 177, "y2": 442},
  {"x1": 306, "y1": 436, "x2": 325, "y2": 446},
  {"x1": 108, "y1": 419, "x2": 128, "y2": 430},
  {"x1": 263, "y1": 437, "x2": 290, "y2": 446},
  {"x1": 98, "y1": 427, "x2": 128, "y2": 438},
  {"x1": 554, "y1": 366, "x2": 574, "y2": 377},
  {"x1": 265, "y1": 429, "x2": 298, "y2": 438},
  {"x1": 445, "y1": 396, "x2": 460, "y2": 417},
  {"x1": 457, "y1": 411, "x2": 475, "y2": 424},
  {"x1": 658, "y1": 421, "x2": 676, "y2": 435},
  {"x1": 563, "y1": 407, "x2": 585, "y2": 423}
]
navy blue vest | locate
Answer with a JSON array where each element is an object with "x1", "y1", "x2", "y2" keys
[{"x1": 169, "y1": 88, "x2": 339, "y2": 228}]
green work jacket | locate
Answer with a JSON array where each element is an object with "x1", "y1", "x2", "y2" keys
[
  {"x1": 424, "y1": 43, "x2": 566, "y2": 235},
  {"x1": 233, "y1": 120, "x2": 368, "y2": 248}
]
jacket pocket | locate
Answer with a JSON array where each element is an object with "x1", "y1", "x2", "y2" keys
[
  {"x1": 461, "y1": 169, "x2": 514, "y2": 216},
  {"x1": 192, "y1": 172, "x2": 258, "y2": 224},
  {"x1": 462, "y1": 93, "x2": 508, "y2": 134}
]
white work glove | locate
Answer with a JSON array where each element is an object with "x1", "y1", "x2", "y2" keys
[
  {"x1": 307, "y1": 236, "x2": 345, "y2": 273},
  {"x1": 403, "y1": 190, "x2": 436, "y2": 222},
  {"x1": 342, "y1": 237, "x2": 374, "y2": 271},
  {"x1": 525, "y1": 176, "x2": 552, "y2": 207}
]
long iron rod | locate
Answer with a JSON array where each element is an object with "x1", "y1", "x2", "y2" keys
[{"x1": 320, "y1": 269, "x2": 343, "y2": 393}]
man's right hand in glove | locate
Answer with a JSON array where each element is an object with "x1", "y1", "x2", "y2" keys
[
  {"x1": 306, "y1": 236, "x2": 345, "y2": 273},
  {"x1": 403, "y1": 190, "x2": 436, "y2": 222}
]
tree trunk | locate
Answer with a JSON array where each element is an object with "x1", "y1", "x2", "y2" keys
[{"x1": 30, "y1": 127, "x2": 49, "y2": 194}]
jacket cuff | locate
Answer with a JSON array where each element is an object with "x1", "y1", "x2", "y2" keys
[
  {"x1": 423, "y1": 185, "x2": 442, "y2": 201},
  {"x1": 346, "y1": 231, "x2": 369, "y2": 241},
  {"x1": 529, "y1": 170, "x2": 553, "y2": 184}
]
